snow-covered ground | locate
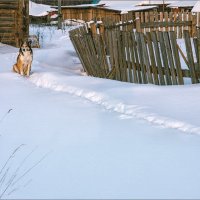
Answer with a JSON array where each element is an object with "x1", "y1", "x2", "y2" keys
[{"x1": 1, "y1": 3, "x2": 200, "y2": 198}]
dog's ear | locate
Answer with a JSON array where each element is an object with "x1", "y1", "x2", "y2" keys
[
  {"x1": 28, "y1": 40, "x2": 32, "y2": 47},
  {"x1": 19, "y1": 39, "x2": 23, "y2": 47}
]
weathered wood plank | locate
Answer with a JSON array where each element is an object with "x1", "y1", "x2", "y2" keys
[
  {"x1": 196, "y1": 29, "x2": 200, "y2": 74},
  {"x1": 145, "y1": 12, "x2": 149, "y2": 33},
  {"x1": 107, "y1": 29, "x2": 115, "y2": 75},
  {"x1": 159, "y1": 12, "x2": 163, "y2": 32},
  {"x1": 120, "y1": 31, "x2": 128, "y2": 82},
  {"x1": 158, "y1": 31, "x2": 172, "y2": 85},
  {"x1": 174, "y1": 11, "x2": 178, "y2": 37},
  {"x1": 141, "y1": 21, "x2": 192, "y2": 28},
  {"x1": 87, "y1": 33, "x2": 103, "y2": 77},
  {"x1": 93, "y1": 34, "x2": 107, "y2": 77},
  {"x1": 150, "y1": 31, "x2": 165, "y2": 85},
  {"x1": 169, "y1": 12, "x2": 173, "y2": 31},
  {"x1": 146, "y1": 32, "x2": 159, "y2": 85},
  {"x1": 149, "y1": 11, "x2": 154, "y2": 32},
  {"x1": 140, "y1": 32, "x2": 153, "y2": 84},
  {"x1": 154, "y1": 12, "x2": 159, "y2": 33},
  {"x1": 164, "y1": 12, "x2": 168, "y2": 32},
  {"x1": 135, "y1": 32, "x2": 147, "y2": 84},
  {"x1": 169, "y1": 31, "x2": 184, "y2": 85},
  {"x1": 178, "y1": 12, "x2": 182, "y2": 38},
  {"x1": 126, "y1": 32, "x2": 137, "y2": 83},
  {"x1": 135, "y1": 12, "x2": 141, "y2": 33},
  {"x1": 163, "y1": 31, "x2": 178, "y2": 85},
  {"x1": 123, "y1": 31, "x2": 133, "y2": 82},
  {"x1": 131, "y1": 32, "x2": 142, "y2": 83},
  {"x1": 70, "y1": 34, "x2": 90, "y2": 75},
  {"x1": 112, "y1": 30, "x2": 121, "y2": 80},
  {"x1": 184, "y1": 30, "x2": 199, "y2": 83}
]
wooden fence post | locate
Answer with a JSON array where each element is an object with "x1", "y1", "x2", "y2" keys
[{"x1": 135, "y1": 12, "x2": 141, "y2": 32}]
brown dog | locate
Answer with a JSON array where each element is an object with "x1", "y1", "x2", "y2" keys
[{"x1": 13, "y1": 41, "x2": 33, "y2": 76}]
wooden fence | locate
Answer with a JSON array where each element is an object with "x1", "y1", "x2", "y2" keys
[
  {"x1": 0, "y1": 0, "x2": 29, "y2": 47},
  {"x1": 65, "y1": 10, "x2": 199, "y2": 39},
  {"x1": 69, "y1": 23, "x2": 200, "y2": 85},
  {"x1": 133, "y1": 11, "x2": 198, "y2": 38}
]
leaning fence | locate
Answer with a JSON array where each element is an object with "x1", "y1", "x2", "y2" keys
[{"x1": 69, "y1": 22, "x2": 200, "y2": 85}]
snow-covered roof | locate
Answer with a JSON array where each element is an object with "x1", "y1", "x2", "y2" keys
[
  {"x1": 167, "y1": 1, "x2": 196, "y2": 8},
  {"x1": 97, "y1": 0, "x2": 175, "y2": 13},
  {"x1": 29, "y1": 0, "x2": 57, "y2": 17},
  {"x1": 57, "y1": 3, "x2": 105, "y2": 8},
  {"x1": 100, "y1": 1, "x2": 142, "y2": 13},
  {"x1": 128, "y1": 5, "x2": 158, "y2": 11},
  {"x1": 138, "y1": 0, "x2": 175, "y2": 5},
  {"x1": 192, "y1": 1, "x2": 200, "y2": 12}
]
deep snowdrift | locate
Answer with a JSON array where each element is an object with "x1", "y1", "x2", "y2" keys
[{"x1": 0, "y1": 23, "x2": 200, "y2": 198}]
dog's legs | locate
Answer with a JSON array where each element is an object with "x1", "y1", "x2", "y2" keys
[
  {"x1": 26, "y1": 63, "x2": 32, "y2": 76},
  {"x1": 19, "y1": 68, "x2": 24, "y2": 76},
  {"x1": 19, "y1": 65, "x2": 24, "y2": 76}
]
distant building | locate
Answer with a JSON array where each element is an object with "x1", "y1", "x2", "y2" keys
[{"x1": 31, "y1": 0, "x2": 100, "y2": 6}]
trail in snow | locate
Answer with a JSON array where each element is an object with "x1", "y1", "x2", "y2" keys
[
  {"x1": 29, "y1": 71, "x2": 200, "y2": 135},
  {"x1": 1, "y1": 69, "x2": 200, "y2": 199}
]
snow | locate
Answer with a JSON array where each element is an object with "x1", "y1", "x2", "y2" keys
[
  {"x1": 126, "y1": 5, "x2": 158, "y2": 11},
  {"x1": 29, "y1": 0, "x2": 56, "y2": 17},
  {"x1": 55, "y1": 3, "x2": 104, "y2": 8},
  {"x1": 168, "y1": 1, "x2": 197, "y2": 8},
  {"x1": 139, "y1": 0, "x2": 176, "y2": 5},
  {"x1": 100, "y1": 1, "x2": 142, "y2": 12},
  {"x1": 98, "y1": 0, "x2": 196, "y2": 13},
  {"x1": 1, "y1": 1, "x2": 200, "y2": 199},
  {"x1": 50, "y1": 14, "x2": 58, "y2": 19},
  {"x1": 192, "y1": 1, "x2": 200, "y2": 12}
]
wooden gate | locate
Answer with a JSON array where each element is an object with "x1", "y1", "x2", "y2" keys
[{"x1": 0, "y1": 0, "x2": 29, "y2": 47}]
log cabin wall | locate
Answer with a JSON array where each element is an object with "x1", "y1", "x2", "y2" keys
[{"x1": 0, "y1": 0, "x2": 29, "y2": 47}]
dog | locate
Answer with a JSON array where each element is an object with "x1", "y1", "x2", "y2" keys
[{"x1": 13, "y1": 40, "x2": 33, "y2": 76}]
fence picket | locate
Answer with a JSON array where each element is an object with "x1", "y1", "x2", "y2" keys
[
  {"x1": 123, "y1": 31, "x2": 133, "y2": 83},
  {"x1": 146, "y1": 32, "x2": 159, "y2": 85},
  {"x1": 136, "y1": 32, "x2": 148, "y2": 84},
  {"x1": 158, "y1": 31, "x2": 172, "y2": 85},
  {"x1": 140, "y1": 32, "x2": 153, "y2": 84},
  {"x1": 150, "y1": 31, "x2": 165, "y2": 85},
  {"x1": 184, "y1": 30, "x2": 199, "y2": 83},
  {"x1": 131, "y1": 32, "x2": 142, "y2": 83},
  {"x1": 128, "y1": 32, "x2": 138, "y2": 83},
  {"x1": 163, "y1": 32, "x2": 178, "y2": 85},
  {"x1": 169, "y1": 31, "x2": 184, "y2": 85}
]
